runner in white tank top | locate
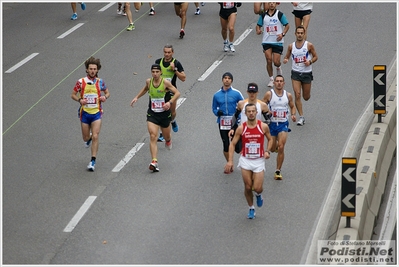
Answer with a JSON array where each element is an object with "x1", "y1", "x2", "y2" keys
[{"x1": 283, "y1": 25, "x2": 318, "y2": 126}]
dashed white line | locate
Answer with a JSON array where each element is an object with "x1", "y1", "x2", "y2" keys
[
  {"x1": 57, "y1": 23, "x2": 84, "y2": 39},
  {"x1": 5, "y1": 53, "x2": 39, "y2": 73},
  {"x1": 234, "y1": 29, "x2": 252, "y2": 45},
  {"x1": 112, "y1": 143, "x2": 145, "y2": 173},
  {"x1": 197, "y1": 28, "x2": 252, "y2": 82},
  {"x1": 63, "y1": 196, "x2": 97, "y2": 232},
  {"x1": 112, "y1": 97, "x2": 186, "y2": 173},
  {"x1": 198, "y1": 60, "x2": 223, "y2": 82},
  {"x1": 98, "y1": 2, "x2": 115, "y2": 12}
]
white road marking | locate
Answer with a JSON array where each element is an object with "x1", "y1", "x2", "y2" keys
[
  {"x1": 112, "y1": 97, "x2": 186, "y2": 172},
  {"x1": 197, "y1": 28, "x2": 252, "y2": 81},
  {"x1": 176, "y1": 97, "x2": 186, "y2": 109},
  {"x1": 112, "y1": 143, "x2": 145, "y2": 172},
  {"x1": 198, "y1": 60, "x2": 223, "y2": 82},
  {"x1": 57, "y1": 23, "x2": 84, "y2": 39},
  {"x1": 234, "y1": 29, "x2": 252, "y2": 45},
  {"x1": 63, "y1": 196, "x2": 97, "y2": 232},
  {"x1": 98, "y1": 2, "x2": 115, "y2": 12},
  {"x1": 5, "y1": 53, "x2": 39, "y2": 73}
]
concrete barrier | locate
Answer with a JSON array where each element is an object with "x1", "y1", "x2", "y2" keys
[
  {"x1": 302, "y1": 57, "x2": 397, "y2": 264},
  {"x1": 335, "y1": 68, "x2": 397, "y2": 241}
]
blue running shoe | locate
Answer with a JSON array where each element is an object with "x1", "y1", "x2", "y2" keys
[
  {"x1": 81, "y1": 2, "x2": 86, "y2": 10},
  {"x1": 171, "y1": 121, "x2": 178, "y2": 132},
  {"x1": 247, "y1": 208, "x2": 256, "y2": 219},
  {"x1": 256, "y1": 194, "x2": 263, "y2": 207},
  {"x1": 85, "y1": 137, "x2": 92, "y2": 148},
  {"x1": 71, "y1": 13, "x2": 78, "y2": 20},
  {"x1": 87, "y1": 160, "x2": 95, "y2": 171},
  {"x1": 157, "y1": 133, "x2": 165, "y2": 142}
]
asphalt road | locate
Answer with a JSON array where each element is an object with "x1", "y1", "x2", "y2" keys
[{"x1": 2, "y1": 2, "x2": 397, "y2": 264}]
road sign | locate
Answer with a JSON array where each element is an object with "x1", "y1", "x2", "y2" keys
[
  {"x1": 341, "y1": 158, "x2": 357, "y2": 217},
  {"x1": 373, "y1": 65, "x2": 386, "y2": 115}
]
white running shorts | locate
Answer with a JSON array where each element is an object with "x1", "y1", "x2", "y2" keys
[{"x1": 238, "y1": 156, "x2": 265, "y2": 173}]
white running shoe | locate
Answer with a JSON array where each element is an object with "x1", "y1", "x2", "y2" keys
[
  {"x1": 276, "y1": 67, "x2": 282, "y2": 76},
  {"x1": 267, "y1": 77, "x2": 274, "y2": 87},
  {"x1": 223, "y1": 40, "x2": 229, "y2": 52},
  {"x1": 229, "y1": 43, "x2": 235, "y2": 52},
  {"x1": 297, "y1": 116, "x2": 305, "y2": 126},
  {"x1": 87, "y1": 160, "x2": 95, "y2": 171}
]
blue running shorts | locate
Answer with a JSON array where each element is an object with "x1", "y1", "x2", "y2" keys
[
  {"x1": 79, "y1": 109, "x2": 102, "y2": 125},
  {"x1": 269, "y1": 121, "x2": 289, "y2": 137}
]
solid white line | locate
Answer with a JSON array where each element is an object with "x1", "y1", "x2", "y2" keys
[
  {"x1": 63, "y1": 196, "x2": 97, "y2": 232},
  {"x1": 234, "y1": 29, "x2": 252, "y2": 45},
  {"x1": 112, "y1": 143, "x2": 145, "y2": 172},
  {"x1": 5, "y1": 53, "x2": 39, "y2": 73},
  {"x1": 98, "y1": 2, "x2": 115, "y2": 12},
  {"x1": 198, "y1": 60, "x2": 223, "y2": 82},
  {"x1": 57, "y1": 23, "x2": 84, "y2": 39}
]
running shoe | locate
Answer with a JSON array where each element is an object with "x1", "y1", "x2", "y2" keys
[
  {"x1": 267, "y1": 77, "x2": 274, "y2": 87},
  {"x1": 201, "y1": 2, "x2": 205, "y2": 6},
  {"x1": 84, "y1": 137, "x2": 92, "y2": 148},
  {"x1": 195, "y1": 8, "x2": 200, "y2": 15},
  {"x1": 126, "y1": 23, "x2": 135, "y2": 31},
  {"x1": 71, "y1": 13, "x2": 78, "y2": 20},
  {"x1": 149, "y1": 160, "x2": 159, "y2": 172},
  {"x1": 149, "y1": 8, "x2": 155, "y2": 15},
  {"x1": 179, "y1": 29, "x2": 185, "y2": 39},
  {"x1": 171, "y1": 121, "x2": 179, "y2": 132},
  {"x1": 157, "y1": 134, "x2": 165, "y2": 142},
  {"x1": 87, "y1": 160, "x2": 95, "y2": 171},
  {"x1": 256, "y1": 194, "x2": 263, "y2": 207},
  {"x1": 274, "y1": 170, "x2": 283, "y2": 180},
  {"x1": 117, "y1": 7, "x2": 122, "y2": 15},
  {"x1": 229, "y1": 43, "x2": 235, "y2": 52},
  {"x1": 223, "y1": 40, "x2": 229, "y2": 52},
  {"x1": 276, "y1": 66, "x2": 282, "y2": 76},
  {"x1": 297, "y1": 116, "x2": 305, "y2": 126},
  {"x1": 247, "y1": 208, "x2": 256, "y2": 219},
  {"x1": 165, "y1": 140, "x2": 172, "y2": 150},
  {"x1": 81, "y1": 2, "x2": 86, "y2": 10}
]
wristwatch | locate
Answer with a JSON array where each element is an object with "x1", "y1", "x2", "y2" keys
[{"x1": 282, "y1": 32, "x2": 285, "y2": 37}]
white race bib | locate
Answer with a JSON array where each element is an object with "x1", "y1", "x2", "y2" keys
[
  {"x1": 223, "y1": 2, "x2": 234, "y2": 9},
  {"x1": 220, "y1": 116, "x2": 233, "y2": 130},
  {"x1": 272, "y1": 108, "x2": 287, "y2": 122},
  {"x1": 84, "y1": 93, "x2": 98, "y2": 108},
  {"x1": 245, "y1": 143, "x2": 261, "y2": 158},
  {"x1": 151, "y1": 98, "x2": 165, "y2": 113}
]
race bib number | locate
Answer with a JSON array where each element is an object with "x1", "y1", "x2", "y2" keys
[
  {"x1": 220, "y1": 116, "x2": 233, "y2": 130},
  {"x1": 223, "y1": 2, "x2": 234, "y2": 9},
  {"x1": 151, "y1": 98, "x2": 165, "y2": 113},
  {"x1": 165, "y1": 77, "x2": 172, "y2": 82},
  {"x1": 272, "y1": 109, "x2": 287, "y2": 122},
  {"x1": 245, "y1": 143, "x2": 261, "y2": 158},
  {"x1": 294, "y1": 55, "x2": 306, "y2": 67},
  {"x1": 84, "y1": 93, "x2": 98, "y2": 108},
  {"x1": 266, "y1": 25, "x2": 278, "y2": 35}
]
